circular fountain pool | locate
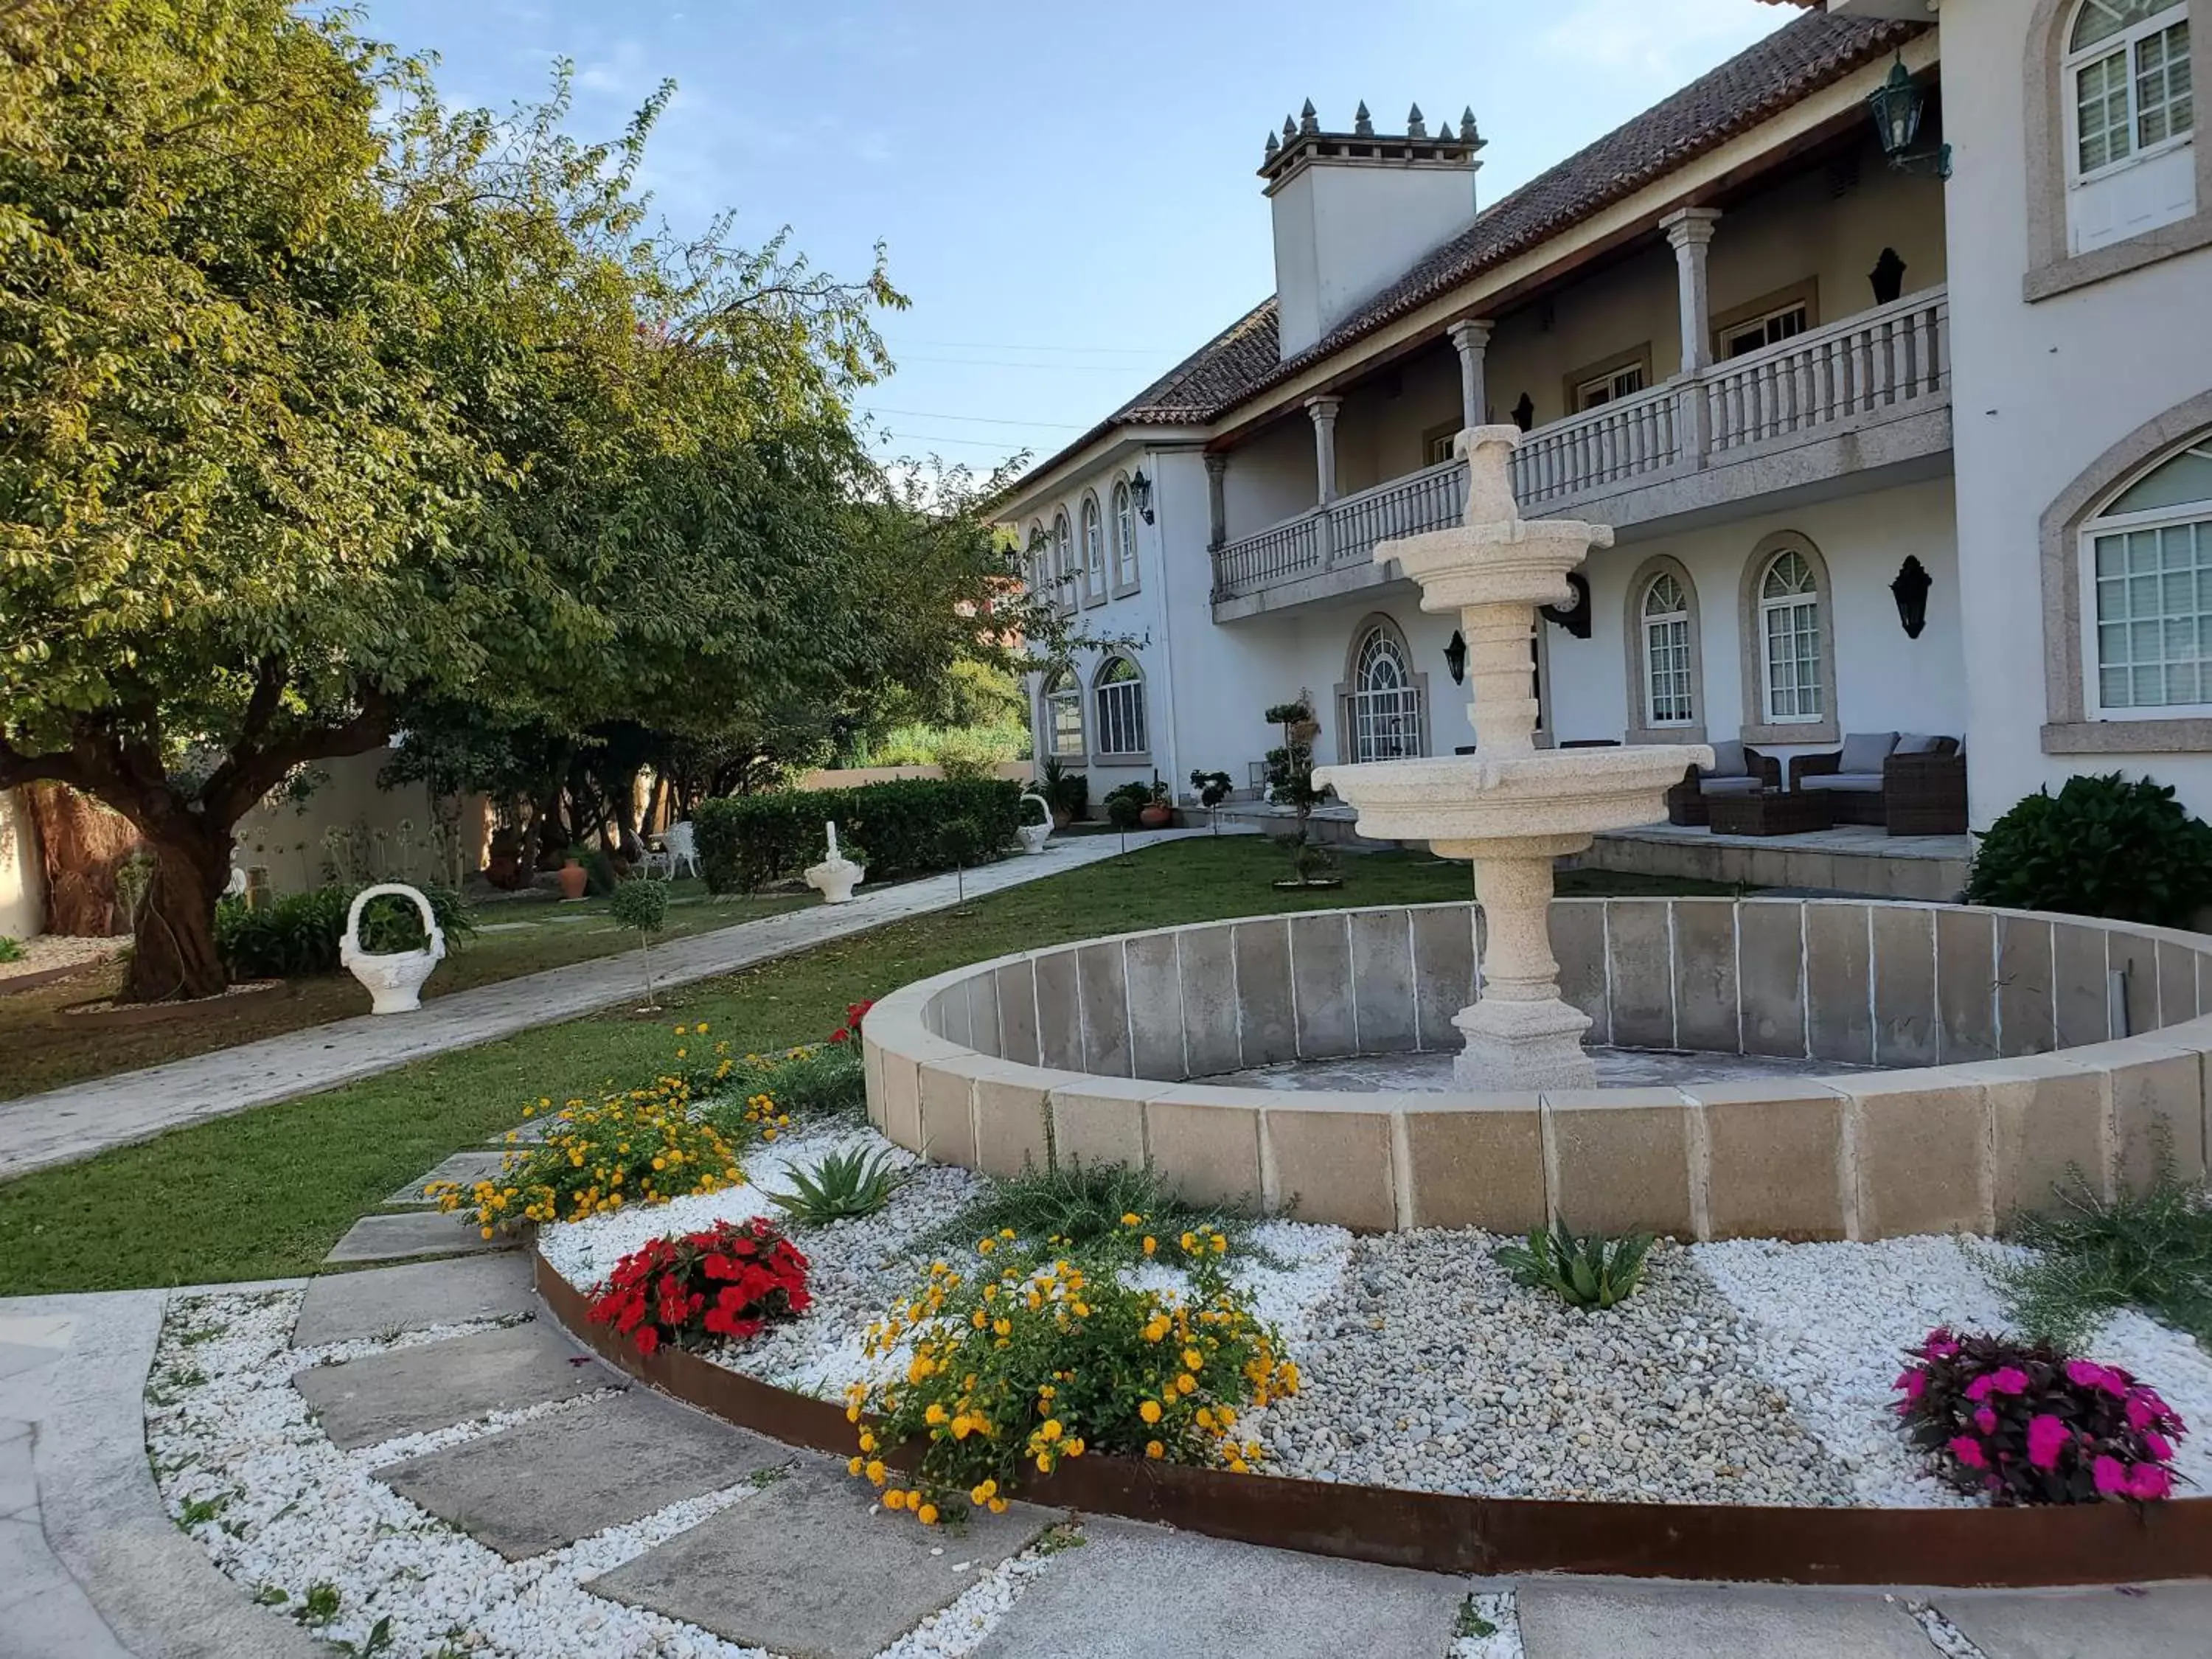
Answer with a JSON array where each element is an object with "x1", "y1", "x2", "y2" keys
[{"x1": 863, "y1": 896, "x2": 2212, "y2": 1240}]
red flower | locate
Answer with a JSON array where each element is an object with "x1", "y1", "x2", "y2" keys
[{"x1": 586, "y1": 1217, "x2": 812, "y2": 1359}]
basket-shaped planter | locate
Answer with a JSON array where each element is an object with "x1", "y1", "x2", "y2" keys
[{"x1": 340, "y1": 882, "x2": 446, "y2": 1014}]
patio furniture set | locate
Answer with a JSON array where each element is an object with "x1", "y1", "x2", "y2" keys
[{"x1": 1666, "y1": 732, "x2": 1968, "y2": 838}]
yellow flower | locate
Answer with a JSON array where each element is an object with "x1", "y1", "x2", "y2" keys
[
  {"x1": 847, "y1": 1456, "x2": 865, "y2": 1475},
  {"x1": 1182, "y1": 1347, "x2": 1204, "y2": 1371},
  {"x1": 865, "y1": 1460, "x2": 886, "y2": 1485},
  {"x1": 988, "y1": 1498, "x2": 1009, "y2": 1513},
  {"x1": 1039, "y1": 1419, "x2": 1062, "y2": 1441},
  {"x1": 1138, "y1": 1399, "x2": 1162, "y2": 1425},
  {"x1": 1142, "y1": 1237, "x2": 1157, "y2": 1256},
  {"x1": 858, "y1": 1432, "x2": 877, "y2": 1453},
  {"x1": 882, "y1": 1489, "x2": 905, "y2": 1511},
  {"x1": 970, "y1": 1480, "x2": 996, "y2": 1504},
  {"x1": 924, "y1": 1404, "x2": 947, "y2": 1427},
  {"x1": 1175, "y1": 1373, "x2": 1197, "y2": 1396},
  {"x1": 1035, "y1": 1453, "x2": 1052, "y2": 1472},
  {"x1": 1145, "y1": 1440, "x2": 1165, "y2": 1459},
  {"x1": 1121, "y1": 1213, "x2": 1141, "y2": 1227},
  {"x1": 917, "y1": 1503, "x2": 939, "y2": 1526}
]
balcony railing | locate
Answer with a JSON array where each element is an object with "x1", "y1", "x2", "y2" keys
[{"x1": 1213, "y1": 286, "x2": 1950, "y2": 604}]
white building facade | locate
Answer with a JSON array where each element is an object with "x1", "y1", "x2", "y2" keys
[{"x1": 1001, "y1": 0, "x2": 2211, "y2": 833}]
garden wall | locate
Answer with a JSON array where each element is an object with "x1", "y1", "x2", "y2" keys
[
  {"x1": 0, "y1": 787, "x2": 44, "y2": 940},
  {"x1": 863, "y1": 899, "x2": 2212, "y2": 1242}
]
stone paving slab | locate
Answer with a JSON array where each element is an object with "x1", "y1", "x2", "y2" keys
[
  {"x1": 293, "y1": 1324, "x2": 608, "y2": 1451},
  {"x1": 972, "y1": 1518, "x2": 1463, "y2": 1659},
  {"x1": 1516, "y1": 1580, "x2": 1935, "y2": 1659},
  {"x1": 385, "y1": 1150, "x2": 512, "y2": 1206},
  {"x1": 292, "y1": 1254, "x2": 539, "y2": 1348},
  {"x1": 1936, "y1": 1583, "x2": 2212, "y2": 1659},
  {"x1": 376, "y1": 1392, "x2": 789, "y2": 1559},
  {"x1": 586, "y1": 1464, "x2": 1055, "y2": 1659},
  {"x1": 324, "y1": 1209, "x2": 512, "y2": 1265},
  {"x1": 0, "y1": 832, "x2": 1220, "y2": 1180}
]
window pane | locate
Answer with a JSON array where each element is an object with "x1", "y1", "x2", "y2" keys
[
  {"x1": 2073, "y1": 0, "x2": 2186, "y2": 52},
  {"x1": 2078, "y1": 50, "x2": 2133, "y2": 171},
  {"x1": 2106, "y1": 443, "x2": 2212, "y2": 516},
  {"x1": 2136, "y1": 22, "x2": 2192, "y2": 146},
  {"x1": 2090, "y1": 508, "x2": 2212, "y2": 709}
]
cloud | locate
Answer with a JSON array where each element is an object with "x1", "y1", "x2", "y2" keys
[
  {"x1": 1533, "y1": 0, "x2": 1784, "y2": 84},
  {"x1": 575, "y1": 37, "x2": 653, "y2": 97}
]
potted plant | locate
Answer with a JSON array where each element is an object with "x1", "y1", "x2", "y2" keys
[
  {"x1": 1190, "y1": 769, "x2": 1234, "y2": 835},
  {"x1": 1264, "y1": 696, "x2": 1340, "y2": 889},
  {"x1": 1138, "y1": 776, "x2": 1175, "y2": 830},
  {"x1": 1037, "y1": 757, "x2": 1088, "y2": 828},
  {"x1": 557, "y1": 844, "x2": 590, "y2": 902}
]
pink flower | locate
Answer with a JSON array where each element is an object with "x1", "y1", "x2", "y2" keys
[
  {"x1": 1987, "y1": 1366, "x2": 2031, "y2": 1395},
  {"x1": 2144, "y1": 1430, "x2": 2174, "y2": 1461},
  {"x1": 2026, "y1": 1414, "x2": 2069, "y2": 1470},
  {"x1": 1922, "y1": 1329, "x2": 1960, "y2": 1360},
  {"x1": 2065, "y1": 1359, "x2": 2114, "y2": 1391},
  {"x1": 2126, "y1": 1395, "x2": 2157, "y2": 1430},
  {"x1": 1974, "y1": 1406, "x2": 1999, "y2": 1435},
  {"x1": 2125, "y1": 1464, "x2": 2174, "y2": 1502},
  {"x1": 1964, "y1": 1374, "x2": 1996, "y2": 1402},
  {"x1": 2093, "y1": 1455, "x2": 2128, "y2": 1496},
  {"x1": 1949, "y1": 1435, "x2": 1988, "y2": 1469},
  {"x1": 1894, "y1": 1368, "x2": 1927, "y2": 1401}
]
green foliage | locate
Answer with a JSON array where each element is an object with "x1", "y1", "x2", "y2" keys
[
  {"x1": 1037, "y1": 757, "x2": 1088, "y2": 820},
  {"x1": 866, "y1": 719, "x2": 1025, "y2": 777},
  {"x1": 1999, "y1": 1157, "x2": 2212, "y2": 1349},
  {"x1": 936, "y1": 815, "x2": 988, "y2": 869},
  {"x1": 695, "y1": 779, "x2": 1019, "y2": 892},
  {"x1": 1262, "y1": 698, "x2": 1324, "y2": 838},
  {"x1": 0, "y1": 936, "x2": 21, "y2": 964},
  {"x1": 705, "y1": 1042, "x2": 866, "y2": 1125},
  {"x1": 1495, "y1": 1220, "x2": 1654, "y2": 1310},
  {"x1": 300, "y1": 1584, "x2": 341, "y2": 1626},
  {"x1": 770, "y1": 1146, "x2": 903, "y2": 1225},
  {"x1": 936, "y1": 1160, "x2": 1251, "y2": 1271},
  {"x1": 607, "y1": 877, "x2": 669, "y2": 935},
  {"x1": 1189, "y1": 770, "x2": 1234, "y2": 809},
  {"x1": 214, "y1": 885, "x2": 471, "y2": 979},
  {"x1": 1966, "y1": 773, "x2": 2212, "y2": 925},
  {"x1": 1102, "y1": 784, "x2": 1147, "y2": 831}
]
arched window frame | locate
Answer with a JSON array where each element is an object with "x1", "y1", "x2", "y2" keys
[
  {"x1": 1332, "y1": 615, "x2": 1429, "y2": 765},
  {"x1": 1737, "y1": 532, "x2": 1840, "y2": 745},
  {"x1": 1078, "y1": 492, "x2": 1107, "y2": 606},
  {"x1": 1050, "y1": 509, "x2": 1077, "y2": 612},
  {"x1": 2064, "y1": 0, "x2": 2194, "y2": 184},
  {"x1": 1091, "y1": 655, "x2": 1149, "y2": 759},
  {"x1": 1023, "y1": 519, "x2": 1047, "y2": 597},
  {"x1": 2025, "y1": 0, "x2": 2210, "y2": 299},
  {"x1": 2078, "y1": 432, "x2": 2212, "y2": 720},
  {"x1": 1110, "y1": 476, "x2": 1141, "y2": 595},
  {"x1": 1040, "y1": 664, "x2": 1085, "y2": 760},
  {"x1": 1622, "y1": 555, "x2": 1705, "y2": 745}
]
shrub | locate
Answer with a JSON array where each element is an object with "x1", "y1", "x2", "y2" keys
[
  {"x1": 1893, "y1": 1327, "x2": 2188, "y2": 1504},
  {"x1": 771, "y1": 1147, "x2": 904, "y2": 1225},
  {"x1": 1998, "y1": 1159, "x2": 2212, "y2": 1348},
  {"x1": 0, "y1": 935, "x2": 21, "y2": 963},
  {"x1": 931, "y1": 728, "x2": 1013, "y2": 782},
  {"x1": 695, "y1": 779, "x2": 1020, "y2": 893},
  {"x1": 588, "y1": 1218, "x2": 811, "y2": 1358},
  {"x1": 1495, "y1": 1220, "x2": 1653, "y2": 1310},
  {"x1": 1189, "y1": 770, "x2": 1234, "y2": 809},
  {"x1": 1966, "y1": 773, "x2": 2212, "y2": 925},
  {"x1": 215, "y1": 883, "x2": 471, "y2": 979},
  {"x1": 608, "y1": 875, "x2": 669, "y2": 934},
  {"x1": 431, "y1": 1075, "x2": 742, "y2": 1235},
  {"x1": 935, "y1": 1161, "x2": 1248, "y2": 1271},
  {"x1": 844, "y1": 1243, "x2": 1298, "y2": 1524},
  {"x1": 1037, "y1": 757, "x2": 1087, "y2": 822},
  {"x1": 704, "y1": 1041, "x2": 867, "y2": 1127},
  {"x1": 936, "y1": 815, "x2": 987, "y2": 869}
]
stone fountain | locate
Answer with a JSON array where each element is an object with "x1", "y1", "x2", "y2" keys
[{"x1": 1312, "y1": 426, "x2": 1711, "y2": 1089}]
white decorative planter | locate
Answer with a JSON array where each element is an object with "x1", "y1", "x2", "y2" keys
[
  {"x1": 804, "y1": 821, "x2": 866, "y2": 905},
  {"x1": 341, "y1": 882, "x2": 447, "y2": 1015},
  {"x1": 1016, "y1": 791, "x2": 1053, "y2": 857}
]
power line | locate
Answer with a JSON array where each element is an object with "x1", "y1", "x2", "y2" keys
[
  {"x1": 865, "y1": 429, "x2": 1038, "y2": 451},
  {"x1": 857, "y1": 405, "x2": 1088, "y2": 430}
]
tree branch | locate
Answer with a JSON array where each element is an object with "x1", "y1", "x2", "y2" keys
[{"x1": 202, "y1": 686, "x2": 395, "y2": 828}]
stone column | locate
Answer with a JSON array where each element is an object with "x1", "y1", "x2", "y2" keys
[
  {"x1": 1446, "y1": 318, "x2": 1494, "y2": 434},
  {"x1": 1661, "y1": 206, "x2": 1720, "y2": 467},
  {"x1": 1205, "y1": 453, "x2": 1228, "y2": 553},
  {"x1": 1305, "y1": 396, "x2": 1342, "y2": 504}
]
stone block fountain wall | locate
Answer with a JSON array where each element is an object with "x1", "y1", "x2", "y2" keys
[{"x1": 863, "y1": 898, "x2": 2212, "y2": 1240}]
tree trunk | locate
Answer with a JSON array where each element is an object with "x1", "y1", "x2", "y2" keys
[{"x1": 123, "y1": 827, "x2": 232, "y2": 1001}]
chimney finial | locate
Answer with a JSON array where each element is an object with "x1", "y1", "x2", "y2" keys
[
  {"x1": 1460, "y1": 106, "x2": 1480, "y2": 143},
  {"x1": 1353, "y1": 101, "x2": 1373, "y2": 137},
  {"x1": 1406, "y1": 102, "x2": 1427, "y2": 139},
  {"x1": 1264, "y1": 129, "x2": 1280, "y2": 160},
  {"x1": 1298, "y1": 99, "x2": 1319, "y2": 135},
  {"x1": 1282, "y1": 114, "x2": 1297, "y2": 143}
]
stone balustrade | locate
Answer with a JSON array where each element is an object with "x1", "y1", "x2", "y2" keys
[{"x1": 863, "y1": 898, "x2": 2212, "y2": 1240}]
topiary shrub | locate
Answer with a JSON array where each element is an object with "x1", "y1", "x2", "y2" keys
[{"x1": 1966, "y1": 773, "x2": 2212, "y2": 925}]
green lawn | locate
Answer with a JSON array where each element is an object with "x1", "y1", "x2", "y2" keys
[
  {"x1": 0, "y1": 880, "x2": 803, "y2": 1102},
  {"x1": 0, "y1": 838, "x2": 1730, "y2": 1295}
]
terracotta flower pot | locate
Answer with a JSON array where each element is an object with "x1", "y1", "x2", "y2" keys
[
  {"x1": 557, "y1": 860, "x2": 589, "y2": 901},
  {"x1": 1139, "y1": 804, "x2": 1173, "y2": 830}
]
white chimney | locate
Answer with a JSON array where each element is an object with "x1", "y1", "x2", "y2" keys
[{"x1": 1262, "y1": 101, "x2": 1484, "y2": 361}]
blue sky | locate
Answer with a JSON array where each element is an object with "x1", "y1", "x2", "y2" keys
[{"x1": 357, "y1": 0, "x2": 1795, "y2": 476}]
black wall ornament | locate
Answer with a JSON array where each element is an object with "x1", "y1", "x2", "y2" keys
[
  {"x1": 1891, "y1": 554, "x2": 1933, "y2": 639},
  {"x1": 1541, "y1": 571, "x2": 1593, "y2": 639},
  {"x1": 1444, "y1": 630, "x2": 1468, "y2": 685},
  {"x1": 1870, "y1": 246, "x2": 1907, "y2": 307},
  {"x1": 1512, "y1": 393, "x2": 1535, "y2": 433}
]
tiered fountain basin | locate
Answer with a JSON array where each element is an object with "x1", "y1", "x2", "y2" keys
[{"x1": 863, "y1": 896, "x2": 2212, "y2": 1239}]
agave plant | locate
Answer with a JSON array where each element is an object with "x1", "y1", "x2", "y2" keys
[
  {"x1": 1494, "y1": 1219, "x2": 1654, "y2": 1310},
  {"x1": 769, "y1": 1147, "x2": 904, "y2": 1225}
]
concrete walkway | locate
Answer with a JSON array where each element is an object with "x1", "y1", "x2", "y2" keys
[{"x1": 0, "y1": 830, "x2": 1218, "y2": 1180}]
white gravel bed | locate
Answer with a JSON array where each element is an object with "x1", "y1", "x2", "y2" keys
[
  {"x1": 0, "y1": 930, "x2": 127, "y2": 982},
  {"x1": 872, "y1": 1531, "x2": 1075, "y2": 1659},
  {"x1": 1254, "y1": 1230, "x2": 1854, "y2": 1504},
  {"x1": 149, "y1": 1289, "x2": 777, "y2": 1659},
  {"x1": 2069, "y1": 1308, "x2": 2212, "y2": 1497}
]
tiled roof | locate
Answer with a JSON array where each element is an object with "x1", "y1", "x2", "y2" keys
[{"x1": 1009, "y1": 5, "x2": 1922, "y2": 495}]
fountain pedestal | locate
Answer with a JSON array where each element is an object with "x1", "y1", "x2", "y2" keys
[{"x1": 1314, "y1": 427, "x2": 1711, "y2": 1091}]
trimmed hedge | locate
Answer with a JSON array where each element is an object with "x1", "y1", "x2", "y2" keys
[
  {"x1": 695, "y1": 779, "x2": 1022, "y2": 894},
  {"x1": 215, "y1": 883, "x2": 473, "y2": 979}
]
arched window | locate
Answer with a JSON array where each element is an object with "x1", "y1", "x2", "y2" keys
[
  {"x1": 1042, "y1": 666, "x2": 1085, "y2": 758},
  {"x1": 1024, "y1": 520, "x2": 1046, "y2": 595},
  {"x1": 1346, "y1": 622, "x2": 1423, "y2": 762},
  {"x1": 2061, "y1": 0, "x2": 2197, "y2": 254},
  {"x1": 1079, "y1": 493, "x2": 1106, "y2": 603},
  {"x1": 1641, "y1": 571, "x2": 1697, "y2": 728},
  {"x1": 1093, "y1": 656, "x2": 1147, "y2": 756},
  {"x1": 1758, "y1": 549, "x2": 1825, "y2": 725},
  {"x1": 1111, "y1": 479, "x2": 1140, "y2": 591},
  {"x1": 1051, "y1": 509, "x2": 1076, "y2": 611},
  {"x1": 2085, "y1": 432, "x2": 2212, "y2": 713}
]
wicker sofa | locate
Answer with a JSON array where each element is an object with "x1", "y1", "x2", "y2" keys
[
  {"x1": 1666, "y1": 740, "x2": 1783, "y2": 827},
  {"x1": 1790, "y1": 733, "x2": 1966, "y2": 835}
]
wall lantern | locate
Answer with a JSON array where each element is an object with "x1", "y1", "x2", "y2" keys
[
  {"x1": 1129, "y1": 469, "x2": 1155, "y2": 525},
  {"x1": 1891, "y1": 554, "x2": 1933, "y2": 639},
  {"x1": 1868, "y1": 58, "x2": 1951, "y2": 180},
  {"x1": 1541, "y1": 571, "x2": 1593, "y2": 639},
  {"x1": 1444, "y1": 629, "x2": 1468, "y2": 685}
]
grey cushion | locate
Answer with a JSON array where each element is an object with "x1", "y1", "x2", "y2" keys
[
  {"x1": 1703, "y1": 739, "x2": 1747, "y2": 779},
  {"x1": 1893, "y1": 732, "x2": 1947, "y2": 756},
  {"x1": 1837, "y1": 731, "x2": 1899, "y2": 773},
  {"x1": 1801, "y1": 773, "x2": 1884, "y2": 794},
  {"x1": 1700, "y1": 775, "x2": 1764, "y2": 797}
]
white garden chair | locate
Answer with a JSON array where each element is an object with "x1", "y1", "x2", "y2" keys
[{"x1": 641, "y1": 820, "x2": 700, "y2": 881}]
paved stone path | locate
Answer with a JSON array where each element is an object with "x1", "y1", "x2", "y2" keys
[
  {"x1": 4, "y1": 1250, "x2": 2209, "y2": 1658},
  {"x1": 0, "y1": 830, "x2": 1217, "y2": 1180}
]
